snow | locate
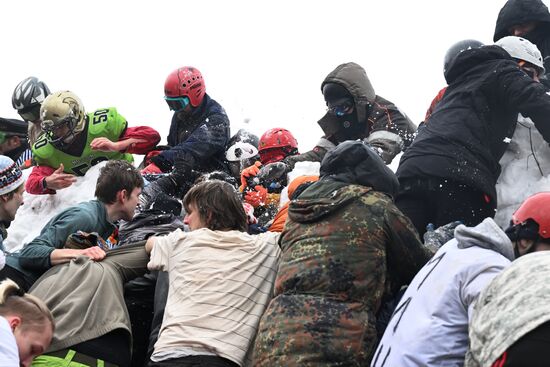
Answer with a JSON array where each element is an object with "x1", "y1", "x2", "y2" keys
[
  {"x1": 4, "y1": 162, "x2": 106, "y2": 252},
  {"x1": 494, "y1": 114, "x2": 550, "y2": 228}
]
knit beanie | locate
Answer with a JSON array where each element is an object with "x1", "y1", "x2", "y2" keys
[{"x1": 0, "y1": 156, "x2": 24, "y2": 196}]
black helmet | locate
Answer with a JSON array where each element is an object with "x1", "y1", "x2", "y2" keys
[
  {"x1": 443, "y1": 39, "x2": 484, "y2": 73},
  {"x1": 12, "y1": 76, "x2": 51, "y2": 112}
]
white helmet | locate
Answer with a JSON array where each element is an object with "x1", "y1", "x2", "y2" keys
[{"x1": 496, "y1": 36, "x2": 545, "y2": 75}]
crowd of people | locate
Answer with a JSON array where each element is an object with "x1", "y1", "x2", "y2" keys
[{"x1": 1, "y1": 0, "x2": 550, "y2": 366}]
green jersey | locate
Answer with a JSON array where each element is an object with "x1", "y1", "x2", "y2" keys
[{"x1": 32, "y1": 108, "x2": 133, "y2": 176}]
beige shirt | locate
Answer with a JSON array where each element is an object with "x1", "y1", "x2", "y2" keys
[{"x1": 148, "y1": 228, "x2": 281, "y2": 366}]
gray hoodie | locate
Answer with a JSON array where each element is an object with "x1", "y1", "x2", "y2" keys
[{"x1": 373, "y1": 218, "x2": 513, "y2": 367}]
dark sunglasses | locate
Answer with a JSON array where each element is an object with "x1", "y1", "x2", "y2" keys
[
  {"x1": 327, "y1": 99, "x2": 354, "y2": 117},
  {"x1": 164, "y1": 96, "x2": 190, "y2": 112},
  {"x1": 18, "y1": 104, "x2": 41, "y2": 122}
]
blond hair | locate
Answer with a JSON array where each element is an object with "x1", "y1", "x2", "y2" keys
[{"x1": 0, "y1": 279, "x2": 54, "y2": 332}]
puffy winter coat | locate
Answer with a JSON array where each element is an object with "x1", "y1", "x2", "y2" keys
[
  {"x1": 397, "y1": 45, "x2": 550, "y2": 203},
  {"x1": 253, "y1": 141, "x2": 430, "y2": 366},
  {"x1": 372, "y1": 218, "x2": 514, "y2": 367},
  {"x1": 465, "y1": 251, "x2": 550, "y2": 367},
  {"x1": 152, "y1": 94, "x2": 230, "y2": 174},
  {"x1": 494, "y1": 0, "x2": 550, "y2": 82},
  {"x1": 285, "y1": 62, "x2": 417, "y2": 167}
]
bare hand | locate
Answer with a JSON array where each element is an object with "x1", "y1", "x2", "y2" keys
[
  {"x1": 90, "y1": 137, "x2": 120, "y2": 152},
  {"x1": 79, "y1": 246, "x2": 106, "y2": 261},
  {"x1": 45, "y1": 164, "x2": 77, "y2": 190}
]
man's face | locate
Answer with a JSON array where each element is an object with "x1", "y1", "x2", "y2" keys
[
  {"x1": 1, "y1": 184, "x2": 25, "y2": 222},
  {"x1": 0, "y1": 136, "x2": 21, "y2": 155},
  {"x1": 51, "y1": 123, "x2": 70, "y2": 140},
  {"x1": 509, "y1": 21, "x2": 539, "y2": 37},
  {"x1": 13, "y1": 321, "x2": 53, "y2": 367},
  {"x1": 120, "y1": 187, "x2": 142, "y2": 221},
  {"x1": 184, "y1": 202, "x2": 206, "y2": 231}
]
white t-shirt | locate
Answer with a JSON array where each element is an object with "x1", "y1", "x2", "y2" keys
[
  {"x1": 148, "y1": 228, "x2": 281, "y2": 366},
  {"x1": 0, "y1": 316, "x2": 19, "y2": 367}
]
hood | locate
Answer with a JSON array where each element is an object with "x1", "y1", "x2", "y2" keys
[
  {"x1": 455, "y1": 217, "x2": 515, "y2": 261},
  {"x1": 318, "y1": 62, "x2": 375, "y2": 132},
  {"x1": 444, "y1": 45, "x2": 513, "y2": 84},
  {"x1": 319, "y1": 140, "x2": 399, "y2": 198},
  {"x1": 494, "y1": 0, "x2": 550, "y2": 42},
  {"x1": 466, "y1": 251, "x2": 550, "y2": 367},
  {"x1": 287, "y1": 175, "x2": 319, "y2": 199},
  {"x1": 288, "y1": 179, "x2": 371, "y2": 223}
]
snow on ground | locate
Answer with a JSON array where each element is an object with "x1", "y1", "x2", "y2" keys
[{"x1": 5, "y1": 162, "x2": 106, "y2": 252}]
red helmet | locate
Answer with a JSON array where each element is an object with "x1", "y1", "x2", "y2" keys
[
  {"x1": 259, "y1": 128, "x2": 298, "y2": 152},
  {"x1": 258, "y1": 128, "x2": 299, "y2": 164},
  {"x1": 512, "y1": 192, "x2": 550, "y2": 238},
  {"x1": 164, "y1": 66, "x2": 206, "y2": 107}
]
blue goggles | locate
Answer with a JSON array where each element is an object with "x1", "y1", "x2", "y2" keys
[
  {"x1": 327, "y1": 99, "x2": 354, "y2": 117},
  {"x1": 164, "y1": 96, "x2": 190, "y2": 112}
]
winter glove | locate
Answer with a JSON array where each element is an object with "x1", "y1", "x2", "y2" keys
[
  {"x1": 240, "y1": 161, "x2": 262, "y2": 189},
  {"x1": 423, "y1": 221, "x2": 462, "y2": 254},
  {"x1": 367, "y1": 138, "x2": 401, "y2": 164},
  {"x1": 244, "y1": 185, "x2": 268, "y2": 208},
  {"x1": 141, "y1": 163, "x2": 163, "y2": 175}
]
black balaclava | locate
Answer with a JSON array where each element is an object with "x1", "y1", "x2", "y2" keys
[{"x1": 322, "y1": 83, "x2": 363, "y2": 142}]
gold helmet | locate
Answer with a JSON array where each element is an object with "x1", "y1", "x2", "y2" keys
[{"x1": 40, "y1": 90, "x2": 86, "y2": 147}]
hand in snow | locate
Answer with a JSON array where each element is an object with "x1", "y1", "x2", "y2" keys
[
  {"x1": 244, "y1": 185, "x2": 268, "y2": 208},
  {"x1": 240, "y1": 161, "x2": 262, "y2": 189},
  {"x1": 79, "y1": 246, "x2": 106, "y2": 261},
  {"x1": 423, "y1": 221, "x2": 462, "y2": 254},
  {"x1": 45, "y1": 164, "x2": 77, "y2": 191},
  {"x1": 90, "y1": 137, "x2": 120, "y2": 152}
]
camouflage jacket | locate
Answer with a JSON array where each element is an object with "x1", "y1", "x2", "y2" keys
[
  {"x1": 465, "y1": 251, "x2": 550, "y2": 367},
  {"x1": 252, "y1": 179, "x2": 430, "y2": 366}
]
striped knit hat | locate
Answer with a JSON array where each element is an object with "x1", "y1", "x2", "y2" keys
[{"x1": 0, "y1": 156, "x2": 24, "y2": 195}]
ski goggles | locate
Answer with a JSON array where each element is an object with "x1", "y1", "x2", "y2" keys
[
  {"x1": 327, "y1": 99, "x2": 354, "y2": 117},
  {"x1": 18, "y1": 104, "x2": 41, "y2": 122},
  {"x1": 164, "y1": 96, "x2": 190, "y2": 112}
]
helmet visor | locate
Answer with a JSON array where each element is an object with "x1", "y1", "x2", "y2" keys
[
  {"x1": 164, "y1": 96, "x2": 190, "y2": 112},
  {"x1": 18, "y1": 104, "x2": 41, "y2": 122}
]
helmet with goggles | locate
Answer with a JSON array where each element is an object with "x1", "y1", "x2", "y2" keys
[
  {"x1": 164, "y1": 66, "x2": 206, "y2": 111},
  {"x1": 40, "y1": 91, "x2": 86, "y2": 148},
  {"x1": 505, "y1": 192, "x2": 550, "y2": 244}
]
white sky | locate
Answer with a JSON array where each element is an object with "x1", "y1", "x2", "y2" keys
[{"x1": 0, "y1": 0, "x2": 541, "y2": 151}]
